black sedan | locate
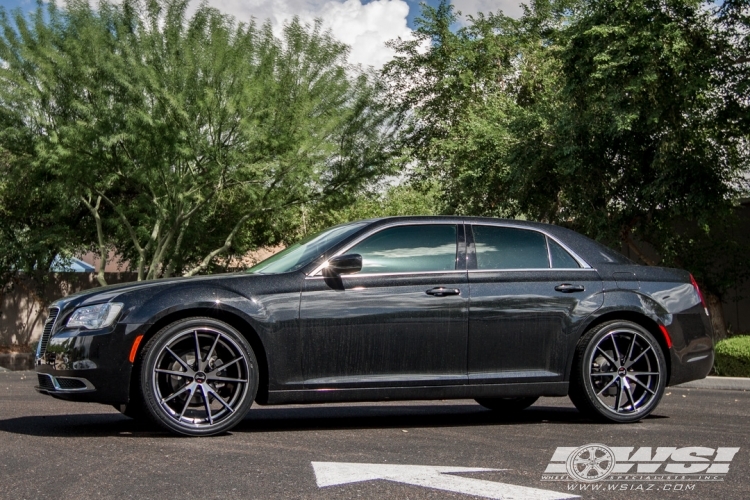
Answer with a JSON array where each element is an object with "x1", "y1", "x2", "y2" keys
[{"x1": 35, "y1": 217, "x2": 714, "y2": 436}]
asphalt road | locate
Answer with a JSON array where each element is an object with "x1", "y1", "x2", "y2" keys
[{"x1": 1, "y1": 371, "x2": 748, "y2": 500}]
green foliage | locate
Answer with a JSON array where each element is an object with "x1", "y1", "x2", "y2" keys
[
  {"x1": 304, "y1": 182, "x2": 440, "y2": 234},
  {"x1": 385, "y1": 0, "x2": 750, "y2": 297},
  {"x1": 383, "y1": 2, "x2": 523, "y2": 215},
  {"x1": 0, "y1": 146, "x2": 88, "y2": 291},
  {"x1": 714, "y1": 336, "x2": 750, "y2": 377},
  {"x1": 0, "y1": 0, "x2": 397, "y2": 283}
]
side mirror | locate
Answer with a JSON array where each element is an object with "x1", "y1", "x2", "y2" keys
[{"x1": 325, "y1": 254, "x2": 362, "y2": 275}]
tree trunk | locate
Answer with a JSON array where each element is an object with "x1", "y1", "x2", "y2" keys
[
  {"x1": 81, "y1": 195, "x2": 108, "y2": 287},
  {"x1": 706, "y1": 292, "x2": 727, "y2": 341}
]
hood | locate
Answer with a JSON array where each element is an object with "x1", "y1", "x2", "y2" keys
[{"x1": 51, "y1": 272, "x2": 245, "y2": 311}]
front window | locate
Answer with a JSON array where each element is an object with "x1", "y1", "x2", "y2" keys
[
  {"x1": 347, "y1": 224, "x2": 458, "y2": 274},
  {"x1": 247, "y1": 222, "x2": 367, "y2": 274}
]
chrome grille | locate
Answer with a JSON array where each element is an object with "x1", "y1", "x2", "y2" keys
[{"x1": 38, "y1": 307, "x2": 60, "y2": 356}]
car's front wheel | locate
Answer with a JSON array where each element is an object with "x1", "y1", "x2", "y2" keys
[
  {"x1": 138, "y1": 317, "x2": 258, "y2": 436},
  {"x1": 569, "y1": 320, "x2": 667, "y2": 423}
]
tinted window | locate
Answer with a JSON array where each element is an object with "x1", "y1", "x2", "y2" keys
[
  {"x1": 473, "y1": 226, "x2": 549, "y2": 269},
  {"x1": 247, "y1": 222, "x2": 367, "y2": 274},
  {"x1": 348, "y1": 225, "x2": 457, "y2": 274},
  {"x1": 548, "y1": 238, "x2": 581, "y2": 268}
]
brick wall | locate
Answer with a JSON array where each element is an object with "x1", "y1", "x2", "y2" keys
[{"x1": 0, "y1": 272, "x2": 137, "y2": 347}]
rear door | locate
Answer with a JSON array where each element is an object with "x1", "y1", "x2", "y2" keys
[
  {"x1": 467, "y1": 224, "x2": 603, "y2": 384},
  {"x1": 300, "y1": 222, "x2": 468, "y2": 388}
]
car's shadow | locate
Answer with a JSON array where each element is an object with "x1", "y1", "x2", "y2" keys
[{"x1": 0, "y1": 403, "x2": 668, "y2": 438}]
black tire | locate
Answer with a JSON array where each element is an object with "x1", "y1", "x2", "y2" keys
[
  {"x1": 569, "y1": 320, "x2": 667, "y2": 423},
  {"x1": 475, "y1": 396, "x2": 539, "y2": 412},
  {"x1": 139, "y1": 317, "x2": 258, "y2": 436}
]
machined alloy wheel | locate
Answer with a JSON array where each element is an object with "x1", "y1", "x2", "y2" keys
[
  {"x1": 570, "y1": 320, "x2": 667, "y2": 423},
  {"x1": 139, "y1": 318, "x2": 258, "y2": 436}
]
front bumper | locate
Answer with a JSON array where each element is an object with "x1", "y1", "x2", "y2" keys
[
  {"x1": 35, "y1": 322, "x2": 143, "y2": 404},
  {"x1": 36, "y1": 372, "x2": 96, "y2": 394}
]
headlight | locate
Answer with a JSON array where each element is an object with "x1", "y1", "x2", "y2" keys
[{"x1": 66, "y1": 303, "x2": 123, "y2": 330}]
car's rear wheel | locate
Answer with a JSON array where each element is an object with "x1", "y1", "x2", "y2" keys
[
  {"x1": 475, "y1": 397, "x2": 539, "y2": 413},
  {"x1": 569, "y1": 320, "x2": 666, "y2": 423},
  {"x1": 139, "y1": 317, "x2": 258, "y2": 436}
]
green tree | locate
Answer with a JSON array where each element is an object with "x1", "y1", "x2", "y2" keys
[
  {"x1": 0, "y1": 0, "x2": 397, "y2": 284},
  {"x1": 0, "y1": 146, "x2": 88, "y2": 291},
  {"x1": 385, "y1": 0, "x2": 750, "y2": 336},
  {"x1": 303, "y1": 181, "x2": 440, "y2": 235}
]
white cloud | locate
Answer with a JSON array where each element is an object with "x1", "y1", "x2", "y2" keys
[
  {"x1": 451, "y1": 0, "x2": 525, "y2": 22},
  {"x1": 206, "y1": 0, "x2": 413, "y2": 68}
]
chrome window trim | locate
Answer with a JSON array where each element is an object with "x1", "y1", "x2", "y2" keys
[
  {"x1": 545, "y1": 236, "x2": 554, "y2": 268},
  {"x1": 308, "y1": 221, "x2": 462, "y2": 276},
  {"x1": 468, "y1": 268, "x2": 597, "y2": 273},
  {"x1": 306, "y1": 269, "x2": 467, "y2": 280},
  {"x1": 470, "y1": 223, "x2": 592, "y2": 269},
  {"x1": 308, "y1": 219, "x2": 593, "y2": 276}
]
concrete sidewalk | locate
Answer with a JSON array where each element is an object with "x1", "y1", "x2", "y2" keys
[{"x1": 677, "y1": 376, "x2": 750, "y2": 391}]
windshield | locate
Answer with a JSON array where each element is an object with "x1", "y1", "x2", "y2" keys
[{"x1": 246, "y1": 222, "x2": 368, "y2": 274}]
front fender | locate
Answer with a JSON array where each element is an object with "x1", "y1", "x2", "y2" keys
[
  {"x1": 122, "y1": 284, "x2": 263, "y2": 328},
  {"x1": 118, "y1": 276, "x2": 304, "y2": 391}
]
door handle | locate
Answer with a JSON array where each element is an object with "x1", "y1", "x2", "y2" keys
[
  {"x1": 555, "y1": 283, "x2": 585, "y2": 293},
  {"x1": 426, "y1": 287, "x2": 460, "y2": 297}
]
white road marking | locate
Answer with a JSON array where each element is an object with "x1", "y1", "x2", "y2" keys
[{"x1": 311, "y1": 462, "x2": 579, "y2": 500}]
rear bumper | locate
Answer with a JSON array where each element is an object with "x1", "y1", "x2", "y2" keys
[
  {"x1": 666, "y1": 307, "x2": 715, "y2": 386},
  {"x1": 35, "y1": 323, "x2": 143, "y2": 404},
  {"x1": 668, "y1": 348, "x2": 714, "y2": 386}
]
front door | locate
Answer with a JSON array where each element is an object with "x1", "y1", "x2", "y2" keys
[
  {"x1": 300, "y1": 223, "x2": 468, "y2": 389},
  {"x1": 467, "y1": 224, "x2": 603, "y2": 384}
]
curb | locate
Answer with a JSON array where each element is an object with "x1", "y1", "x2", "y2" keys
[
  {"x1": 0, "y1": 353, "x2": 35, "y2": 371},
  {"x1": 676, "y1": 376, "x2": 750, "y2": 391}
]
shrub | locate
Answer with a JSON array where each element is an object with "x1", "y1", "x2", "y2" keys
[{"x1": 714, "y1": 336, "x2": 750, "y2": 377}]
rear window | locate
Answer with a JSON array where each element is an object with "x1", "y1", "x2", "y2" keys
[
  {"x1": 473, "y1": 226, "x2": 549, "y2": 269},
  {"x1": 548, "y1": 238, "x2": 581, "y2": 268}
]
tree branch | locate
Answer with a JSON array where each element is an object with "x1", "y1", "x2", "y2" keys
[
  {"x1": 183, "y1": 213, "x2": 252, "y2": 277},
  {"x1": 80, "y1": 195, "x2": 108, "y2": 286},
  {"x1": 164, "y1": 219, "x2": 189, "y2": 278},
  {"x1": 96, "y1": 190, "x2": 148, "y2": 281}
]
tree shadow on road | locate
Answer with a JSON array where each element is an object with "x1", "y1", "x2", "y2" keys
[
  {"x1": 0, "y1": 412, "x2": 170, "y2": 438},
  {"x1": 0, "y1": 402, "x2": 668, "y2": 438}
]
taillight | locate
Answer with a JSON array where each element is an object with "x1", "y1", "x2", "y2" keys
[{"x1": 690, "y1": 274, "x2": 709, "y2": 316}]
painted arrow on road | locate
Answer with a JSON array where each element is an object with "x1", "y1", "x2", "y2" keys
[{"x1": 312, "y1": 462, "x2": 579, "y2": 500}]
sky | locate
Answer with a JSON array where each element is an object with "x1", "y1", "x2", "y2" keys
[{"x1": 0, "y1": 0, "x2": 526, "y2": 68}]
